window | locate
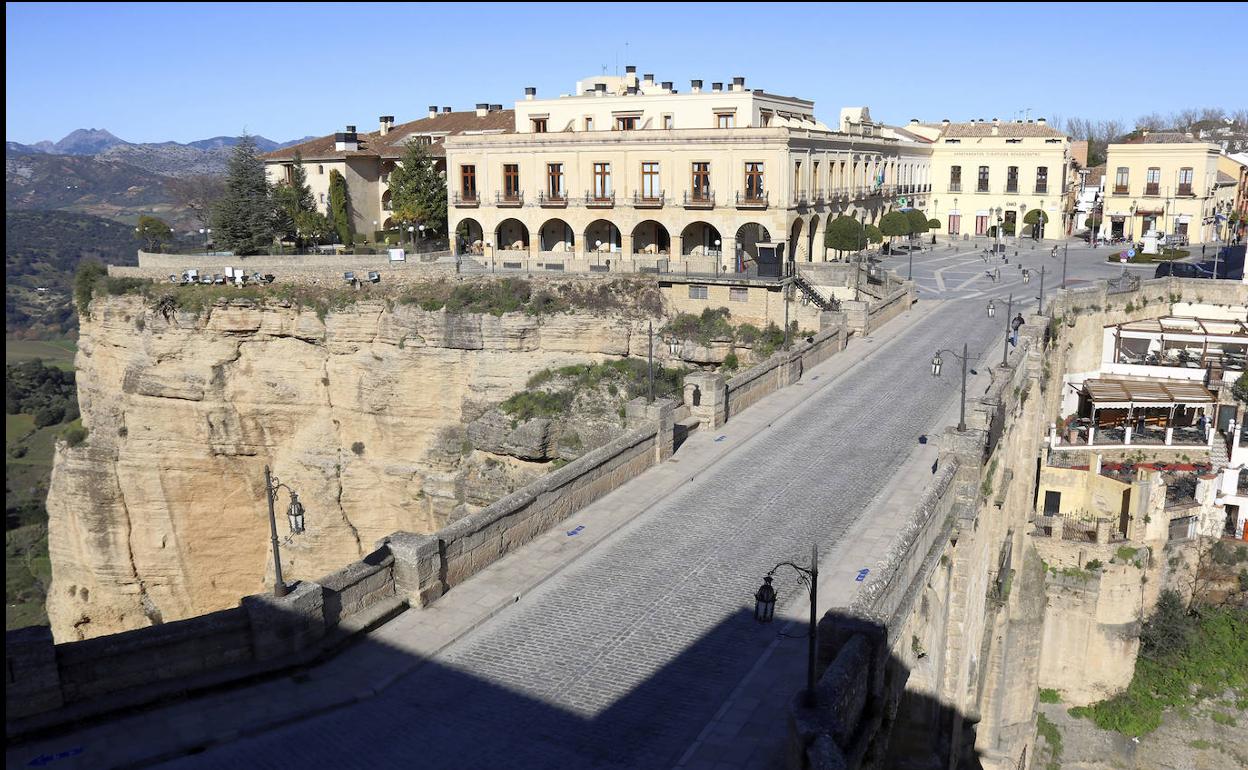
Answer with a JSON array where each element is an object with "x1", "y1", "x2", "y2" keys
[
  {"x1": 716, "y1": 113, "x2": 735, "y2": 129},
  {"x1": 729, "y1": 287, "x2": 748, "y2": 302},
  {"x1": 689, "y1": 284, "x2": 708, "y2": 300},
  {"x1": 1145, "y1": 167, "x2": 1161, "y2": 196},
  {"x1": 761, "y1": 111, "x2": 772, "y2": 127},
  {"x1": 691, "y1": 162, "x2": 711, "y2": 200},
  {"x1": 1043, "y1": 491, "x2": 1061, "y2": 516},
  {"x1": 949, "y1": 165, "x2": 962, "y2": 192},
  {"x1": 460, "y1": 165, "x2": 476, "y2": 198},
  {"x1": 745, "y1": 162, "x2": 765, "y2": 199},
  {"x1": 615, "y1": 116, "x2": 638, "y2": 131},
  {"x1": 1115, "y1": 167, "x2": 1129, "y2": 194},
  {"x1": 584, "y1": 116, "x2": 594, "y2": 131},
  {"x1": 593, "y1": 162, "x2": 612, "y2": 199},
  {"x1": 1035, "y1": 166, "x2": 1048, "y2": 194},
  {"x1": 793, "y1": 160, "x2": 802, "y2": 196},
  {"x1": 1178, "y1": 167, "x2": 1194, "y2": 196},
  {"x1": 319, "y1": 192, "x2": 325, "y2": 204},
  {"x1": 947, "y1": 214, "x2": 961, "y2": 235},
  {"x1": 317, "y1": 165, "x2": 324, "y2": 175},
  {"x1": 975, "y1": 214, "x2": 988, "y2": 235},
  {"x1": 546, "y1": 163, "x2": 564, "y2": 198},
  {"x1": 1006, "y1": 166, "x2": 1019, "y2": 193},
  {"x1": 663, "y1": 114, "x2": 674, "y2": 130},
  {"x1": 978, "y1": 166, "x2": 990, "y2": 192},
  {"x1": 640, "y1": 162, "x2": 660, "y2": 199},
  {"x1": 503, "y1": 164, "x2": 520, "y2": 198},
  {"x1": 531, "y1": 118, "x2": 547, "y2": 133}
]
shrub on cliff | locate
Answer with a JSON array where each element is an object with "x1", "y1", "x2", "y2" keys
[{"x1": 73, "y1": 259, "x2": 107, "y2": 314}]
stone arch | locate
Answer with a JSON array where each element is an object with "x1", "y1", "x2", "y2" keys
[
  {"x1": 455, "y1": 218, "x2": 484, "y2": 254},
  {"x1": 539, "y1": 218, "x2": 575, "y2": 252},
  {"x1": 631, "y1": 220, "x2": 671, "y2": 256},
  {"x1": 808, "y1": 214, "x2": 823, "y2": 262},
  {"x1": 680, "y1": 221, "x2": 721, "y2": 256},
  {"x1": 789, "y1": 218, "x2": 807, "y2": 262},
  {"x1": 495, "y1": 218, "x2": 529, "y2": 251},
  {"x1": 382, "y1": 217, "x2": 395, "y2": 230},
  {"x1": 381, "y1": 188, "x2": 393, "y2": 212},
  {"x1": 584, "y1": 219, "x2": 621, "y2": 253},
  {"x1": 735, "y1": 222, "x2": 771, "y2": 261}
]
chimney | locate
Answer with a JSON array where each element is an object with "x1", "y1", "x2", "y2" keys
[
  {"x1": 490, "y1": 104, "x2": 502, "y2": 112},
  {"x1": 643, "y1": 73, "x2": 655, "y2": 87},
  {"x1": 1037, "y1": 117, "x2": 1047, "y2": 126},
  {"x1": 691, "y1": 79, "x2": 702, "y2": 93},
  {"x1": 625, "y1": 65, "x2": 636, "y2": 74},
  {"x1": 381, "y1": 115, "x2": 395, "y2": 134},
  {"x1": 427, "y1": 105, "x2": 437, "y2": 120},
  {"x1": 595, "y1": 83, "x2": 606, "y2": 97},
  {"x1": 524, "y1": 86, "x2": 536, "y2": 100},
  {"x1": 345, "y1": 125, "x2": 356, "y2": 133},
  {"x1": 661, "y1": 81, "x2": 673, "y2": 92},
  {"x1": 334, "y1": 126, "x2": 359, "y2": 152},
  {"x1": 992, "y1": 117, "x2": 1000, "y2": 126},
  {"x1": 941, "y1": 118, "x2": 950, "y2": 127},
  {"x1": 443, "y1": 106, "x2": 452, "y2": 114},
  {"x1": 475, "y1": 103, "x2": 488, "y2": 117},
  {"x1": 712, "y1": 82, "x2": 723, "y2": 93},
  {"x1": 732, "y1": 76, "x2": 745, "y2": 92},
  {"x1": 909, "y1": 118, "x2": 919, "y2": 125}
]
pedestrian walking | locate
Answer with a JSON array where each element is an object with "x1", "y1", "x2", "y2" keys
[
  {"x1": 1009, "y1": 313, "x2": 1024, "y2": 347},
  {"x1": 1022, "y1": 268, "x2": 1031, "y2": 284},
  {"x1": 1197, "y1": 410, "x2": 1209, "y2": 438},
  {"x1": 1050, "y1": 246, "x2": 1058, "y2": 259},
  {"x1": 994, "y1": 267, "x2": 1001, "y2": 282}
]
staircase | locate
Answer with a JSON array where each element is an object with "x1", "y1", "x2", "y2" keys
[
  {"x1": 792, "y1": 271, "x2": 839, "y2": 311},
  {"x1": 1210, "y1": 432, "x2": 1230, "y2": 472}
]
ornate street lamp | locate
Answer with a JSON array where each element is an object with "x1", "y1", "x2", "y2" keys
[
  {"x1": 263, "y1": 466, "x2": 307, "y2": 597},
  {"x1": 931, "y1": 344, "x2": 971, "y2": 432},
  {"x1": 753, "y1": 544, "x2": 819, "y2": 707}
]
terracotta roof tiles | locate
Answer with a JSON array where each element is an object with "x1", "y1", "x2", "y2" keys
[{"x1": 262, "y1": 110, "x2": 515, "y2": 162}]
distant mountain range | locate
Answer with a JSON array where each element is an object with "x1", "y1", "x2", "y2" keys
[{"x1": 5, "y1": 129, "x2": 315, "y2": 177}]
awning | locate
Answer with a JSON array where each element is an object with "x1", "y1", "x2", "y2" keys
[{"x1": 1084, "y1": 377, "x2": 1215, "y2": 409}]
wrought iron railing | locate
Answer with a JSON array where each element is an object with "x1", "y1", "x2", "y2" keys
[
  {"x1": 495, "y1": 191, "x2": 524, "y2": 207},
  {"x1": 683, "y1": 191, "x2": 715, "y2": 208},
  {"x1": 736, "y1": 191, "x2": 769, "y2": 207}
]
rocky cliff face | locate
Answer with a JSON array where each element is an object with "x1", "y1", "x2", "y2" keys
[{"x1": 46, "y1": 295, "x2": 654, "y2": 641}]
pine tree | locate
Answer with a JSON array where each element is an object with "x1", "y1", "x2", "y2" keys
[
  {"x1": 387, "y1": 140, "x2": 448, "y2": 239},
  {"x1": 210, "y1": 135, "x2": 275, "y2": 255},
  {"x1": 273, "y1": 151, "x2": 315, "y2": 245},
  {"x1": 328, "y1": 169, "x2": 353, "y2": 246}
]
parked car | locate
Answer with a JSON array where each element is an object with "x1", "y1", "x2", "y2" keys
[{"x1": 1153, "y1": 261, "x2": 1212, "y2": 279}]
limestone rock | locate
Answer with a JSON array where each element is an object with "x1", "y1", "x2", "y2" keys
[{"x1": 46, "y1": 295, "x2": 660, "y2": 641}]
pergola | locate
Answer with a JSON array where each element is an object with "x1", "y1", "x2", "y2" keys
[
  {"x1": 1110, "y1": 316, "x2": 1248, "y2": 373},
  {"x1": 1081, "y1": 377, "x2": 1215, "y2": 446}
]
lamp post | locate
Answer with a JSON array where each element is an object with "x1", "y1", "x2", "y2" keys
[
  {"x1": 419, "y1": 223, "x2": 426, "y2": 252},
  {"x1": 408, "y1": 224, "x2": 416, "y2": 248},
  {"x1": 753, "y1": 544, "x2": 819, "y2": 708},
  {"x1": 931, "y1": 344, "x2": 970, "y2": 432},
  {"x1": 995, "y1": 208, "x2": 1003, "y2": 254},
  {"x1": 647, "y1": 321, "x2": 654, "y2": 403},
  {"x1": 262, "y1": 465, "x2": 306, "y2": 598},
  {"x1": 983, "y1": 294, "x2": 1013, "y2": 366},
  {"x1": 199, "y1": 227, "x2": 211, "y2": 254},
  {"x1": 1037, "y1": 266, "x2": 1046, "y2": 314}
]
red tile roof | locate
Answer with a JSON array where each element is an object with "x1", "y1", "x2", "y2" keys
[
  {"x1": 930, "y1": 121, "x2": 1066, "y2": 139},
  {"x1": 262, "y1": 110, "x2": 515, "y2": 162}
]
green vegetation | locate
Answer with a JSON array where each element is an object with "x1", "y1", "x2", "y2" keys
[
  {"x1": 1233, "y1": 372, "x2": 1248, "y2": 405},
  {"x1": 1189, "y1": 739, "x2": 1212, "y2": 750},
  {"x1": 1038, "y1": 688, "x2": 1062, "y2": 704},
  {"x1": 824, "y1": 215, "x2": 866, "y2": 254},
  {"x1": 1035, "y1": 712, "x2": 1064, "y2": 770},
  {"x1": 327, "y1": 168, "x2": 353, "y2": 247},
  {"x1": 905, "y1": 209, "x2": 930, "y2": 237},
  {"x1": 503, "y1": 359, "x2": 688, "y2": 425},
  {"x1": 399, "y1": 278, "x2": 662, "y2": 318},
  {"x1": 272, "y1": 151, "x2": 322, "y2": 249},
  {"x1": 721, "y1": 352, "x2": 739, "y2": 373},
  {"x1": 134, "y1": 214, "x2": 173, "y2": 252},
  {"x1": 1085, "y1": 559, "x2": 1103, "y2": 571},
  {"x1": 6, "y1": 359, "x2": 78, "y2": 427},
  {"x1": 864, "y1": 223, "x2": 883, "y2": 244},
  {"x1": 210, "y1": 135, "x2": 276, "y2": 255},
  {"x1": 1067, "y1": 591, "x2": 1247, "y2": 737},
  {"x1": 387, "y1": 141, "x2": 448, "y2": 238},
  {"x1": 880, "y1": 210, "x2": 911, "y2": 248},
  {"x1": 981, "y1": 458, "x2": 998, "y2": 497},
  {"x1": 1210, "y1": 711, "x2": 1237, "y2": 726},
  {"x1": 664, "y1": 307, "x2": 735, "y2": 345},
  {"x1": 5, "y1": 339, "x2": 76, "y2": 371},
  {"x1": 1106, "y1": 247, "x2": 1190, "y2": 263}
]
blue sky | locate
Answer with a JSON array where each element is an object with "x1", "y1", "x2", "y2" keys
[{"x1": 5, "y1": 2, "x2": 1242, "y2": 144}]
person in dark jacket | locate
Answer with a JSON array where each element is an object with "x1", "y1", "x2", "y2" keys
[{"x1": 1009, "y1": 313, "x2": 1025, "y2": 347}]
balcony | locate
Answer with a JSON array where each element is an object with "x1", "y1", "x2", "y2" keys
[
  {"x1": 977, "y1": 184, "x2": 990, "y2": 193},
  {"x1": 794, "y1": 191, "x2": 809, "y2": 208},
  {"x1": 1144, "y1": 183, "x2": 1160, "y2": 197},
  {"x1": 948, "y1": 183, "x2": 962, "y2": 193},
  {"x1": 537, "y1": 192, "x2": 567, "y2": 208},
  {"x1": 1005, "y1": 184, "x2": 1019, "y2": 195},
  {"x1": 736, "y1": 191, "x2": 769, "y2": 209},
  {"x1": 584, "y1": 191, "x2": 615, "y2": 208},
  {"x1": 683, "y1": 191, "x2": 715, "y2": 209},
  {"x1": 1113, "y1": 185, "x2": 1129, "y2": 195},
  {"x1": 1178, "y1": 184, "x2": 1194, "y2": 197},
  {"x1": 495, "y1": 191, "x2": 524, "y2": 208},
  {"x1": 452, "y1": 192, "x2": 479, "y2": 207},
  {"x1": 631, "y1": 191, "x2": 666, "y2": 209},
  {"x1": 1034, "y1": 185, "x2": 1048, "y2": 195}
]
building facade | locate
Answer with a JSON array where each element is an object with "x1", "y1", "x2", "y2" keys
[
  {"x1": 907, "y1": 119, "x2": 1073, "y2": 241},
  {"x1": 443, "y1": 68, "x2": 931, "y2": 267},
  {"x1": 261, "y1": 107, "x2": 514, "y2": 239},
  {"x1": 1102, "y1": 133, "x2": 1236, "y2": 245},
  {"x1": 1219, "y1": 152, "x2": 1247, "y2": 241}
]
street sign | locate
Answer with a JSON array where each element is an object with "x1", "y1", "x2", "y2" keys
[
  {"x1": 897, "y1": 197, "x2": 908, "y2": 206},
  {"x1": 1127, "y1": 249, "x2": 1136, "y2": 258}
]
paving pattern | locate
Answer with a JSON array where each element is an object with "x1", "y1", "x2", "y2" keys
[{"x1": 167, "y1": 282, "x2": 1012, "y2": 770}]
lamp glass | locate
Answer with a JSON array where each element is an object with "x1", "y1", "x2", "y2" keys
[{"x1": 753, "y1": 576, "x2": 777, "y2": 623}]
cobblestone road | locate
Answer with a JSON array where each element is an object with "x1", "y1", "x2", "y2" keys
[{"x1": 168, "y1": 296, "x2": 1005, "y2": 770}]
